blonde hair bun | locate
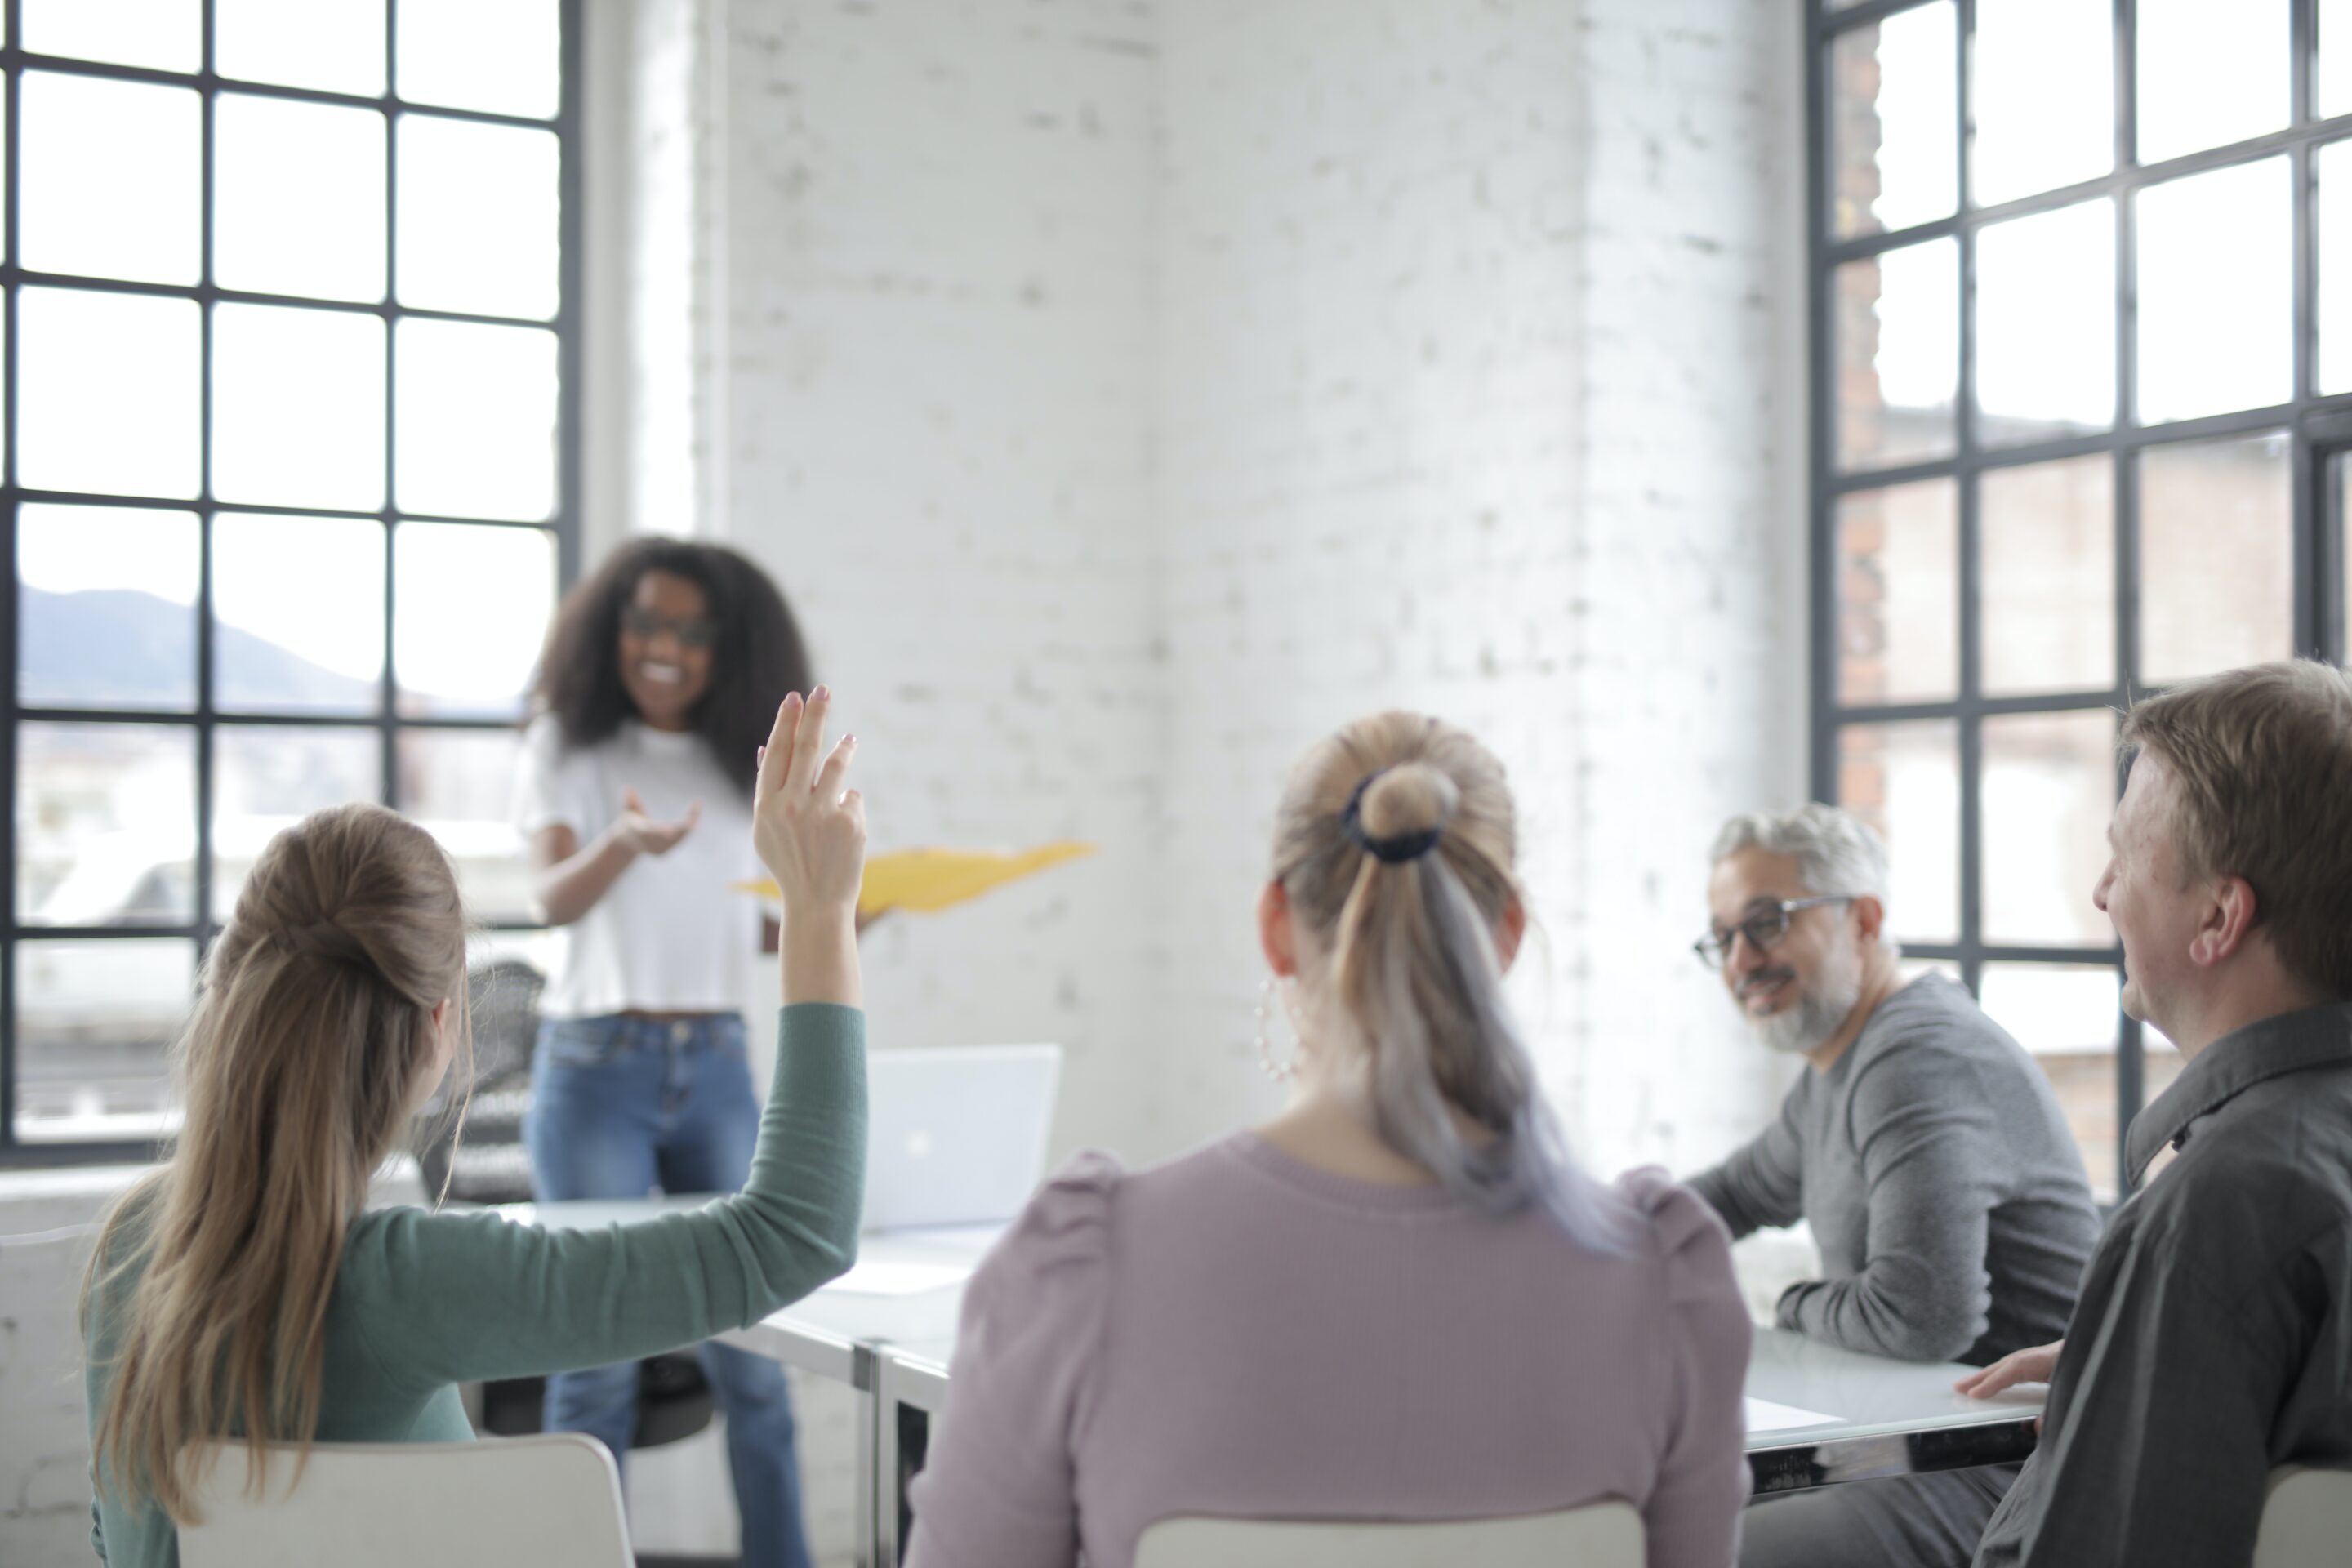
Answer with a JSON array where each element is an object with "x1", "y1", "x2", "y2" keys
[{"x1": 1356, "y1": 762, "x2": 1461, "y2": 846}]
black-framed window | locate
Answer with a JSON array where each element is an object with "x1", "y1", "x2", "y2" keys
[
  {"x1": 0, "y1": 0, "x2": 583, "y2": 1166},
  {"x1": 1808, "y1": 0, "x2": 2352, "y2": 1200}
]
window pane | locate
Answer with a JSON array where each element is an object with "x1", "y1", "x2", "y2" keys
[
  {"x1": 394, "y1": 523, "x2": 556, "y2": 718},
  {"x1": 213, "y1": 726, "x2": 382, "y2": 920},
  {"x1": 1976, "y1": 198, "x2": 2114, "y2": 446},
  {"x1": 2136, "y1": 158, "x2": 2292, "y2": 425},
  {"x1": 19, "y1": 287, "x2": 200, "y2": 499},
  {"x1": 2141, "y1": 432, "x2": 2292, "y2": 685},
  {"x1": 1981, "y1": 457, "x2": 2114, "y2": 697},
  {"x1": 398, "y1": 0, "x2": 561, "y2": 121},
  {"x1": 18, "y1": 504, "x2": 198, "y2": 711},
  {"x1": 212, "y1": 304, "x2": 387, "y2": 512},
  {"x1": 20, "y1": 72, "x2": 199, "y2": 286},
  {"x1": 2136, "y1": 0, "x2": 2288, "y2": 167},
  {"x1": 1829, "y1": 2, "x2": 1957, "y2": 239},
  {"x1": 394, "y1": 319, "x2": 559, "y2": 520},
  {"x1": 214, "y1": 95, "x2": 388, "y2": 304},
  {"x1": 2323, "y1": 139, "x2": 2352, "y2": 399},
  {"x1": 1837, "y1": 479, "x2": 1955, "y2": 706},
  {"x1": 17, "y1": 722, "x2": 197, "y2": 925},
  {"x1": 213, "y1": 514, "x2": 386, "y2": 715},
  {"x1": 1835, "y1": 238, "x2": 1957, "y2": 470},
  {"x1": 2327, "y1": 0, "x2": 2352, "y2": 119},
  {"x1": 217, "y1": 0, "x2": 386, "y2": 97},
  {"x1": 1838, "y1": 719, "x2": 1958, "y2": 945},
  {"x1": 399, "y1": 728, "x2": 537, "y2": 920},
  {"x1": 1971, "y1": 0, "x2": 2112, "y2": 208},
  {"x1": 23, "y1": 0, "x2": 198, "y2": 74},
  {"x1": 397, "y1": 114, "x2": 560, "y2": 319},
  {"x1": 1979, "y1": 963, "x2": 2119, "y2": 1199},
  {"x1": 13, "y1": 938, "x2": 194, "y2": 1145},
  {"x1": 1982, "y1": 710, "x2": 2114, "y2": 947}
]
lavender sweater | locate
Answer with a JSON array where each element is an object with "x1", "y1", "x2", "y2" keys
[{"x1": 903, "y1": 1134, "x2": 1752, "y2": 1568}]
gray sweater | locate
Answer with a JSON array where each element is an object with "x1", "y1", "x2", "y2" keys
[{"x1": 1688, "y1": 974, "x2": 2100, "y2": 1366}]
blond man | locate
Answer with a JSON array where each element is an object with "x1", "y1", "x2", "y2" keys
[{"x1": 1967, "y1": 661, "x2": 2352, "y2": 1567}]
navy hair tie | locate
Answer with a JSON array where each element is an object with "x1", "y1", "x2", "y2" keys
[{"x1": 1341, "y1": 770, "x2": 1445, "y2": 865}]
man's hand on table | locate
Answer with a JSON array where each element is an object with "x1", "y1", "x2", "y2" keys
[{"x1": 1954, "y1": 1339, "x2": 2062, "y2": 1432}]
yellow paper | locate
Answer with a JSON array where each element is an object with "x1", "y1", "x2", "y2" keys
[{"x1": 735, "y1": 842, "x2": 1097, "y2": 920}]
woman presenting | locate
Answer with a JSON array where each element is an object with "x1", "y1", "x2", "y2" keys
[{"x1": 513, "y1": 536, "x2": 824, "y2": 1568}]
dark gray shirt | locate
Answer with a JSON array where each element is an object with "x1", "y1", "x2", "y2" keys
[
  {"x1": 1689, "y1": 974, "x2": 2101, "y2": 1365},
  {"x1": 1972, "y1": 1000, "x2": 2352, "y2": 1568}
]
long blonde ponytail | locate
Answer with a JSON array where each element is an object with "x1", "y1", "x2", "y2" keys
[
  {"x1": 1272, "y1": 713, "x2": 1625, "y2": 1250},
  {"x1": 82, "y1": 803, "x2": 470, "y2": 1522}
]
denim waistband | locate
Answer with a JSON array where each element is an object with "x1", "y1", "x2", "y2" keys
[{"x1": 541, "y1": 1013, "x2": 747, "y2": 1055}]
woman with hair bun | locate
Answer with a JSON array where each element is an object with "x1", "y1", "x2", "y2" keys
[
  {"x1": 904, "y1": 711, "x2": 1753, "y2": 1568},
  {"x1": 515, "y1": 538, "x2": 828, "y2": 1568}
]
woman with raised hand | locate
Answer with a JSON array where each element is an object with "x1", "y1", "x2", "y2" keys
[
  {"x1": 514, "y1": 537, "x2": 831, "y2": 1568},
  {"x1": 904, "y1": 711, "x2": 1753, "y2": 1568},
  {"x1": 83, "y1": 690, "x2": 867, "y2": 1568}
]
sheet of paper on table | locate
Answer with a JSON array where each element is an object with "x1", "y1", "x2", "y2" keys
[
  {"x1": 825, "y1": 1259, "x2": 972, "y2": 1297},
  {"x1": 1744, "y1": 1396, "x2": 1839, "y2": 1433}
]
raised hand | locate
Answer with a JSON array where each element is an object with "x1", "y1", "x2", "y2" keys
[
  {"x1": 614, "y1": 787, "x2": 702, "y2": 856},
  {"x1": 754, "y1": 688, "x2": 866, "y2": 1007}
]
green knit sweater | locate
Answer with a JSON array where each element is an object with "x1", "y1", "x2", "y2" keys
[{"x1": 83, "y1": 1004, "x2": 866, "y2": 1567}]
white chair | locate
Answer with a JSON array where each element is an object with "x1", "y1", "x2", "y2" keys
[
  {"x1": 177, "y1": 1432, "x2": 631, "y2": 1568},
  {"x1": 2252, "y1": 1466, "x2": 2352, "y2": 1568},
  {"x1": 1134, "y1": 1499, "x2": 1643, "y2": 1568}
]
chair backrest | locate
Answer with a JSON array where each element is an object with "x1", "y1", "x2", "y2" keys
[
  {"x1": 176, "y1": 1433, "x2": 632, "y2": 1568},
  {"x1": 413, "y1": 960, "x2": 546, "y2": 1205},
  {"x1": 2252, "y1": 1466, "x2": 2352, "y2": 1568},
  {"x1": 1133, "y1": 1500, "x2": 1644, "y2": 1568}
]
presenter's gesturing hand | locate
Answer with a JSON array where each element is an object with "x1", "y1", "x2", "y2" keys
[
  {"x1": 615, "y1": 787, "x2": 701, "y2": 855},
  {"x1": 755, "y1": 687, "x2": 865, "y2": 1007}
]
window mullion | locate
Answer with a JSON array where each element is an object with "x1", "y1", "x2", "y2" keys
[{"x1": 194, "y1": 0, "x2": 216, "y2": 942}]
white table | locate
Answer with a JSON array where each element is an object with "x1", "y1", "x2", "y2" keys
[{"x1": 503, "y1": 1200, "x2": 2045, "y2": 1567}]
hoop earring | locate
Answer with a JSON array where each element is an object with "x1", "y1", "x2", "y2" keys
[{"x1": 1255, "y1": 976, "x2": 1298, "y2": 1081}]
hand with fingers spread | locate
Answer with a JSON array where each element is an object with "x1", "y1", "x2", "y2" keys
[
  {"x1": 613, "y1": 786, "x2": 702, "y2": 857},
  {"x1": 1955, "y1": 1339, "x2": 2061, "y2": 1431},
  {"x1": 755, "y1": 687, "x2": 866, "y2": 1006}
]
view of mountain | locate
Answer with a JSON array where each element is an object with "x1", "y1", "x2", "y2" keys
[{"x1": 23, "y1": 587, "x2": 382, "y2": 711}]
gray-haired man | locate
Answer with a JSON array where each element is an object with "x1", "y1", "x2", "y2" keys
[{"x1": 1686, "y1": 804, "x2": 2100, "y2": 1568}]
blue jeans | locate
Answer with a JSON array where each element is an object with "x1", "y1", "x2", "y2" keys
[{"x1": 526, "y1": 1013, "x2": 812, "y2": 1568}]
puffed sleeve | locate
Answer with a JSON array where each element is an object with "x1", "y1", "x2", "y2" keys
[
  {"x1": 902, "y1": 1152, "x2": 1122, "y2": 1568},
  {"x1": 1619, "y1": 1166, "x2": 1753, "y2": 1568}
]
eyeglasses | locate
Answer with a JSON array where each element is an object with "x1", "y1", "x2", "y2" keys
[
  {"x1": 1690, "y1": 895, "x2": 1855, "y2": 970},
  {"x1": 620, "y1": 606, "x2": 719, "y2": 649}
]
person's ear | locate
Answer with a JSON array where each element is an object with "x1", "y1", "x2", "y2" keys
[
  {"x1": 2189, "y1": 875, "x2": 2258, "y2": 969},
  {"x1": 1851, "y1": 894, "x2": 1886, "y2": 951},
  {"x1": 1258, "y1": 880, "x2": 1298, "y2": 978},
  {"x1": 1494, "y1": 898, "x2": 1528, "y2": 974},
  {"x1": 427, "y1": 996, "x2": 458, "y2": 1073}
]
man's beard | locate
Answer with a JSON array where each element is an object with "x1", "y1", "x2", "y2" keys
[{"x1": 1748, "y1": 938, "x2": 1864, "y2": 1056}]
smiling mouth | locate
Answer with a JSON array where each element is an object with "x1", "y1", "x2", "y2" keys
[
  {"x1": 636, "y1": 661, "x2": 687, "y2": 688},
  {"x1": 1740, "y1": 971, "x2": 1795, "y2": 1009}
]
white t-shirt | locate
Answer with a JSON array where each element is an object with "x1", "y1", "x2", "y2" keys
[{"x1": 510, "y1": 714, "x2": 765, "y2": 1019}]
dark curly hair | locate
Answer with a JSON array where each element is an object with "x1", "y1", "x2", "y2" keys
[{"x1": 532, "y1": 537, "x2": 813, "y2": 800}]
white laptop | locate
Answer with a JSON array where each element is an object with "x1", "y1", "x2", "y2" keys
[{"x1": 862, "y1": 1044, "x2": 1062, "y2": 1234}]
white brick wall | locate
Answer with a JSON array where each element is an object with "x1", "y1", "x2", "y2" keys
[
  {"x1": 1, "y1": 4, "x2": 1808, "y2": 1565},
  {"x1": 1152, "y1": 0, "x2": 1808, "y2": 1174}
]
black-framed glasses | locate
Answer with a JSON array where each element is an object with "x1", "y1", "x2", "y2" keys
[
  {"x1": 1691, "y1": 895, "x2": 1856, "y2": 970},
  {"x1": 620, "y1": 607, "x2": 720, "y2": 649}
]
